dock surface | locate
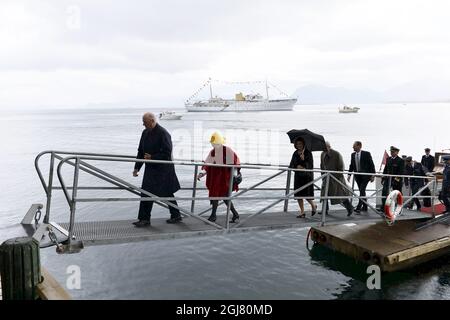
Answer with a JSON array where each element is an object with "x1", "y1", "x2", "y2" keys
[{"x1": 311, "y1": 218, "x2": 450, "y2": 272}]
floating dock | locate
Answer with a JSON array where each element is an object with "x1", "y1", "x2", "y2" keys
[{"x1": 310, "y1": 216, "x2": 450, "y2": 272}]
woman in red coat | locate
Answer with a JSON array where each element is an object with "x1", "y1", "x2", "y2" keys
[{"x1": 197, "y1": 132, "x2": 240, "y2": 223}]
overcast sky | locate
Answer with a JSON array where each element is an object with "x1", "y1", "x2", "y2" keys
[{"x1": 1, "y1": 0, "x2": 450, "y2": 108}]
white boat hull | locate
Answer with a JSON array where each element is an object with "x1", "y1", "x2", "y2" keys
[
  {"x1": 185, "y1": 99, "x2": 296, "y2": 112},
  {"x1": 160, "y1": 115, "x2": 182, "y2": 120}
]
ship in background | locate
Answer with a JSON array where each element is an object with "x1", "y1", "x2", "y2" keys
[{"x1": 185, "y1": 78, "x2": 297, "y2": 112}]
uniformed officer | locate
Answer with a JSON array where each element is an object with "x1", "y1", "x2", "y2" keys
[
  {"x1": 380, "y1": 146, "x2": 405, "y2": 210},
  {"x1": 441, "y1": 155, "x2": 450, "y2": 213},
  {"x1": 421, "y1": 148, "x2": 435, "y2": 172}
]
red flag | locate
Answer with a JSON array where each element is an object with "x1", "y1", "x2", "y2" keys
[
  {"x1": 382, "y1": 150, "x2": 389, "y2": 165},
  {"x1": 379, "y1": 150, "x2": 389, "y2": 170}
]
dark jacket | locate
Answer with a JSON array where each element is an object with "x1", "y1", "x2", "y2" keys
[
  {"x1": 443, "y1": 164, "x2": 450, "y2": 191},
  {"x1": 289, "y1": 148, "x2": 314, "y2": 180},
  {"x1": 421, "y1": 155, "x2": 435, "y2": 172},
  {"x1": 134, "y1": 123, "x2": 180, "y2": 196},
  {"x1": 383, "y1": 156, "x2": 405, "y2": 184},
  {"x1": 405, "y1": 162, "x2": 427, "y2": 188},
  {"x1": 348, "y1": 150, "x2": 375, "y2": 181}
]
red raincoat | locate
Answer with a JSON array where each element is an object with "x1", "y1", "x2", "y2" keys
[{"x1": 202, "y1": 145, "x2": 240, "y2": 197}]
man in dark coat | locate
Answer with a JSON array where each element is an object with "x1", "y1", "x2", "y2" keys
[
  {"x1": 421, "y1": 148, "x2": 435, "y2": 172},
  {"x1": 380, "y1": 146, "x2": 405, "y2": 210},
  {"x1": 347, "y1": 141, "x2": 375, "y2": 213},
  {"x1": 441, "y1": 155, "x2": 450, "y2": 213},
  {"x1": 404, "y1": 157, "x2": 428, "y2": 210},
  {"x1": 132, "y1": 112, "x2": 182, "y2": 227}
]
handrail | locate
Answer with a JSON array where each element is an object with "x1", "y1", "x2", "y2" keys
[{"x1": 34, "y1": 150, "x2": 439, "y2": 247}]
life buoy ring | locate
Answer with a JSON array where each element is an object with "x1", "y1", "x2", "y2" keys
[{"x1": 384, "y1": 190, "x2": 403, "y2": 225}]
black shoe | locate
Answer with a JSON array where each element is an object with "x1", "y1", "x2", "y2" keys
[
  {"x1": 134, "y1": 220, "x2": 151, "y2": 227},
  {"x1": 166, "y1": 216, "x2": 182, "y2": 224},
  {"x1": 230, "y1": 215, "x2": 240, "y2": 223},
  {"x1": 207, "y1": 215, "x2": 217, "y2": 222},
  {"x1": 346, "y1": 206, "x2": 354, "y2": 217},
  {"x1": 354, "y1": 208, "x2": 361, "y2": 213}
]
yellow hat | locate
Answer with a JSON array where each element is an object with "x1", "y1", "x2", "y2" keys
[{"x1": 210, "y1": 131, "x2": 226, "y2": 145}]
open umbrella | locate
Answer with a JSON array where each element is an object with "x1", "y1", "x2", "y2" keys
[{"x1": 287, "y1": 129, "x2": 327, "y2": 152}]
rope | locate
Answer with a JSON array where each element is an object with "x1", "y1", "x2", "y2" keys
[{"x1": 306, "y1": 227, "x2": 313, "y2": 251}]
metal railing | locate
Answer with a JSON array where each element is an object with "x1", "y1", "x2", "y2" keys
[{"x1": 34, "y1": 151, "x2": 439, "y2": 247}]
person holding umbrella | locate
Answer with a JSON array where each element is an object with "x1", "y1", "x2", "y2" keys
[
  {"x1": 289, "y1": 137, "x2": 317, "y2": 218},
  {"x1": 286, "y1": 129, "x2": 325, "y2": 218}
]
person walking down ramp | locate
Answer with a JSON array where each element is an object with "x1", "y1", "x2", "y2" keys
[
  {"x1": 289, "y1": 137, "x2": 317, "y2": 218},
  {"x1": 132, "y1": 112, "x2": 182, "y2": 227},
  {"x1": 320, "y1": 142, "x2": 354, "y2": 216},
  {"x1": 197, "y1": 132, "x2": 241, "y2": 223}
]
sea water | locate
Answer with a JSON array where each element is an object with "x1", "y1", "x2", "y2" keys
[{"x1": 1, "y1": 103, "x2": 450, "y2": 299}]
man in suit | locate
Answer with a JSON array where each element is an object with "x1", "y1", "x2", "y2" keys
[
  {"x1": 347, "y1": 141, "x2": 375, "y2": 213},
  {"x1": 132, "y1": 112, "x2": 182, "y2": 227},
  {"x1": 380, "y1": 146, "x2": 405, "y2": 211},
  {"x1": 421, "y1": 148, "x2": 435, "y2": 172}
]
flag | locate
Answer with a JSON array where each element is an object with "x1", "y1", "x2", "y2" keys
[{"x1": 379, "y1": 150, "x2": 389, "y2": 171}]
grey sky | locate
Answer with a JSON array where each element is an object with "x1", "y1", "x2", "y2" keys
[{"x1": 1, "y1": 0, "x2": 450, "y2": 108}]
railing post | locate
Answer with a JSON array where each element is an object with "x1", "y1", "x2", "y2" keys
[
  {"x1": 321, "y1": 173, "x2": 330, "y2": 226},
  {"x1": 68, "y1": 157, "x2": 80, "y2": 246},
  {"x1": 225, "y1": 167, "x2": 235, "y2": 231},
  {"x1": 43, "y1": 152, "x2": 55, "y2": 224},
  {"x1": 432, "y1": 177, "x2": 437, "y2": 217},
  {"x1": 284, "y1": 170, "x2": 291, "y2": 212},
  {"x1": 191, "y1": 165, "x2": 199, "y2": 214}
]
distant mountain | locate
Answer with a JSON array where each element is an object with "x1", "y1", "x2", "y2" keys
[
  {"x1": 384, "y1": 80, "x2": 450, "y2": 103},
  {"x1": 292, "y1": 85, "x2": 383, "y2": 104},
  {"x1": 293, "y1": 81, "x2": 450, "y2": 104}
]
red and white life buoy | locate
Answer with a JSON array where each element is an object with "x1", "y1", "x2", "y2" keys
[{"x1": 384, "y1": 190, "x2": 403, "y2": 225}]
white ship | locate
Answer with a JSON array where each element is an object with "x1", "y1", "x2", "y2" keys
[{"x1": 185, "y1": 79, "x2": 297, "y2": 112}]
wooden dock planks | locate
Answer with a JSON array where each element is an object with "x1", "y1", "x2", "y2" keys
[{"x1": 311, "y1": 220, "x2": 450, "y2": 272}]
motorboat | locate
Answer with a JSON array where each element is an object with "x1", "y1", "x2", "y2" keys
[
  {"x1": 339, "y1": 105, "x2": 360, "y2": 113},
  {"x1": 159, "y1": 111, "x2": 182, "y2": 120}
]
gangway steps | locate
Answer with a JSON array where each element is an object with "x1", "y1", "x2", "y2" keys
[{"x1": 57, "y1": 209, "x2": 431, "y2": 246}]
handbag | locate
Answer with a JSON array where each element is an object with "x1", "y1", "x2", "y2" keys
[{"x1": 233, "y1": 171, "x2": 242, "y2": 185}]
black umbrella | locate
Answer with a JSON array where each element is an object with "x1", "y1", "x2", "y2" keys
[{"x1": 287, "y1": 129, "x2": 327, "y2": 152}]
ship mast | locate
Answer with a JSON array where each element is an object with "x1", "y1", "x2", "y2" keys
[
  {"x1": 265, "y1": 79, "x2": 269, "y2": 101},
  {"x1": 209, "y1": 77, "x2": 213, "y2": 99}
]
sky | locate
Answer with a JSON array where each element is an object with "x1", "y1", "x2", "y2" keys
[{"x1": 1, "y1": 0, "x2": 450, "y2": 109}]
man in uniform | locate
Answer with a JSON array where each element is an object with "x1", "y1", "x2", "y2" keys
[
  {"x1": 421, "y1": 148, "x2": 435, "y2": 172},
  {"x1": 441, "y1": 155, "x2": 450, "y2": 213},
  {"x1": 380, "y1": 146, "x2": 405, "y2": 210}
]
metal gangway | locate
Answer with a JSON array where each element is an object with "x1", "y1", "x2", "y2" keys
[{"x1": 21, "y1": 151, "x2": 441, "y2": 254}]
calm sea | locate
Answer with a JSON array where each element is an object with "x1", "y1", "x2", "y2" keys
[{"x1": 1, "y1": 103, "x2": 450, "y2": 299}]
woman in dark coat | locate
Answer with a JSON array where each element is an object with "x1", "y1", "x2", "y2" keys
[{"x1": 289, "y1": 137, "x2": 317, "y2": 218}]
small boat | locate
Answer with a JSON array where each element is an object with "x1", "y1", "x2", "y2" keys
[
  {"x1": 159, "y1": 111, "x2": 182, "y2": 120},
  {"x1": 338, "y1": 105, "x2": 360, "y2": 113}
]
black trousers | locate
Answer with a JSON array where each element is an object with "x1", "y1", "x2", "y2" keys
[
  {"x1": 442, "y1": 188, "x2": 450, "y2": 211},
  {"x1": 381, "y1": 178, "x2": 403, "y2": 208},
  {"x1": 355, "y1": 176, "x2": 370, "y2": 210},
  {"x1": 138, "y1": 193, "x2": 180, "y2": 221},
  {"x1": 210, "y1": 200, "x2": 239, "y2": 217},
  {"x1": 410, "y1": 185, "x2": 422, "y2": 209}
]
